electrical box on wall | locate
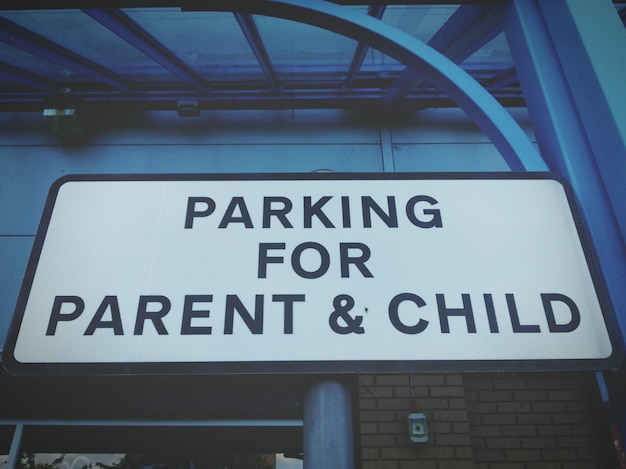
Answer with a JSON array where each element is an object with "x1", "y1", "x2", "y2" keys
[{"x1": 408, "y1": 413, "x2": 428, "y2": 443}]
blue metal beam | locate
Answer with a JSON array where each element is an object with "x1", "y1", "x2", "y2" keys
[
  {"x1": 345, "y1": 4, "x2": 386, "y2": 88},
  {"x1": 219, "y1": 0, "x2": 544, "y2": 171},
  {"x1": 486, "y1": 66, "x2": 518, "y2": 89},
  {"x1": 383, "y1": 4, "x2": 503, "y2": 105},
  {"x1": 0, "y1": 87, "x2": 526, "y2": 113},
  {"x1": 234, "y1": 13, "x2": 279, "y2": 90},
  {"x1": 536, "y1": 0, "x2": 626, "y2": 243},
  {"x1": 6, "y1": 423, "x2": 23, "y2": 469},
  {"x1": 428, "y1": 5, "x2": 503, "y2": 63},
  {"x1": 0, "y1": 62, "x2": 56, "y2": 92},
  {"x1": 0, "y1": 16, "x2": 129, "y2": 90},
  {"x1": 82, "y1": 8, "x2": 206, "y2": 90}
]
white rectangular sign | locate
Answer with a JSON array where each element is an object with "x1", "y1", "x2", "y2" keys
[{"x1": 3, "y1": 173, "x2": 619, "y2": 375}]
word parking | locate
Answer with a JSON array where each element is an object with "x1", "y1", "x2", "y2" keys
[{"x1": 184, "y1": 194, "x2": 443, "y2": 229}]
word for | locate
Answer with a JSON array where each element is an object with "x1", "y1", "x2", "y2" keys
[
  {"x1": 258, "y1": 242, "x2": 373, "y2": 279},
  {"x1": 184, "y1": 195, "x2": 443, "y2": 229},
  {"x1": 45, "y1": 292, "x2": 580, "y2": 337}
]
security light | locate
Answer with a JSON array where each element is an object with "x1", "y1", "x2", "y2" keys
[{"x1": 43, "y1": 108, "x2": 83, "y2": 137}]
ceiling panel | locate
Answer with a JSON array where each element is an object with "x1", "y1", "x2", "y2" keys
[
  {"x1": 124, "y1": 8, "x2": 266, "y2": 83},
  {"x1": 1, "y1": 10, "x2": 168, "y2": 83},
  {"x1": 254, "y1": 13, "x2": 360, "y2": 84}
]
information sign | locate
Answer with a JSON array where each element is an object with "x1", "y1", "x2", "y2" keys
[{"x1": 3, "y1": 173, "x2": 619, "y2": 375}]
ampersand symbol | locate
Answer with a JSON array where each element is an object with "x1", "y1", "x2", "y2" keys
[{"x1": 329, "y1": 294, "x2": 365, "y2": 334}]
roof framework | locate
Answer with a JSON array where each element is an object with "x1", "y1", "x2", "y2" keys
[
  {"x1": 0, "y1": 1, "x2": 538, "y2": 113},
  {"x1": 0, "y1": 1, "x2": 623, "y2": 169}
]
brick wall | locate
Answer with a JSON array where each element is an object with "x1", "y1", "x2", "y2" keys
[{"x1": 357, "y1": 373, "x2": 611, "y2": 469}]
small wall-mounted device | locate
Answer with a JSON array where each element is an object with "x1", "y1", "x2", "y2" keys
[
  {"x1": 408, "y1": 413, "x2": 428, "y2": 443},
  {"x1": 177, "y1": 100, "x2": 200, "y2": 117}
]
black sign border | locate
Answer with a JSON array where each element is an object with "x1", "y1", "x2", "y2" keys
[{"x1": 3, "y1": 172, "x2": 622, "y2": 376}]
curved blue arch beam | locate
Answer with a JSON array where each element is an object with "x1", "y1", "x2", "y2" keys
[{"x1": 210, "y1": 0, "x2": 547, "y2": 172}]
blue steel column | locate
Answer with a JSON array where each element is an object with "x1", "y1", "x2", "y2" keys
[
  {"x1": 303, "y1": 380, "x2": 354, "y2": 469},
  {"x1": 504, "y1": 0, "x2": 626, "y2": 451},
  {"x1": 535, "y1": 0, "x2": 626, "y2": 240}
]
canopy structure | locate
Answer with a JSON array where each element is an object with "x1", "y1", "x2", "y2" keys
[
  {"x1": 3, "y1": 1, "x2": 624, "y2": 167},
  {"x1": 0, "y1": 1, "x2": 540, "y2": 112}
]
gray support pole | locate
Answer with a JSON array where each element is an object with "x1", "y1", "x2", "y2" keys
[
  {"x1": 6, "y1": 423, "x2": 24, "y2": 469},
  {"x1": 303, "y1": 380, "x2": 355, "y2": 469}
]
